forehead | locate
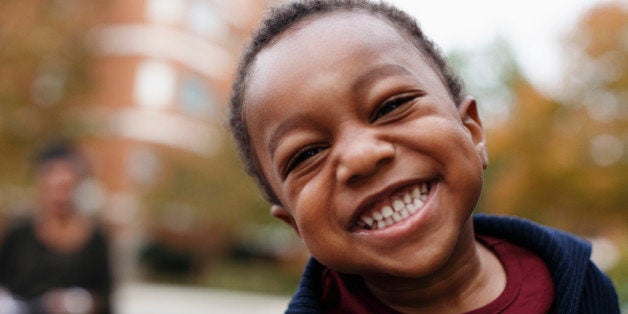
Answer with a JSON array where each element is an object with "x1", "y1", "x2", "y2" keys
[
  {"x1": 244, "y1": 11, "x2": 436, "y2": 117},
  {"x1": 244, "y1": 11, "x2": 447, "y2": 149},
  {"x1": 38, "y1": 158, "x2": 81, "y2": 176}
]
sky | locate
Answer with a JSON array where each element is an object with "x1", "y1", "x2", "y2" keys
[{"x1": 387, "y1": 0, "x2": 623, "y2": 95}]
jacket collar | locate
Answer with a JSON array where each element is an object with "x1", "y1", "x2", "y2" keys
[{"x1": 287, "y1": 214, "x2": 595, "y2": 313}]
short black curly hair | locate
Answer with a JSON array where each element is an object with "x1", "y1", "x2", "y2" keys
[
  {"x1": 228, "y1": 0, "x2": 465, "y2": 204},
  {"x1": 32, "y1": 139, "x2": 89, "y2": 179}
]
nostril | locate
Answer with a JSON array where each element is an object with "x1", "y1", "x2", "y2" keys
[
  {"x1": 346, "y1": 173, "x2": 363, "y2": 186},
  {"x1": 344, "y1": 155, "x2": 393, "y2": 186},
  {"x1": 376, "y1": 156, "x2": 392, "y2": 168},
  {"x1": 335, "y1": 136, "x2": 396, "y2": 185}
]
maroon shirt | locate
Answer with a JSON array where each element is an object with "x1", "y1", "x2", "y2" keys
[{"x1": 320, "y1": 235, "x2": 555, "y2": 313}]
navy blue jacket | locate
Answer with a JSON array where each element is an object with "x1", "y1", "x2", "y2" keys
[{"x1": 285, "y1": 215, "x2": 620, "y2": 313}]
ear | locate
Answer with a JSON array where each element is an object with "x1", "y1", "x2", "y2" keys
[
  {"x1": 458, "y1": 96, "x2": 488, "y2": 169},
  {"x1": 270, "y1": 205, "x2": 301, "y2": 237}
]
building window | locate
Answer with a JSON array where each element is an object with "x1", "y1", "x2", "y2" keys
[
  {"x1": 186, "y1": 0, "x2": 227, "y2": 39},
  {"x1": 145, "y1": 0, "x2": 185, "y2": 26},
  {"x1": 178, "y1": 74, "x2": 218, "y2": 119},
  {"x1": 134, "y1": 60, "x2": 177, "y2": 109}
]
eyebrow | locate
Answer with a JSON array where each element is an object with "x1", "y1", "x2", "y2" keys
[
  {"x1": 351, "y1": 64, "x2": 413, "y2": 93},
  {"x1": 268, "y1": 114, "x2": 317, "y2": 160}
]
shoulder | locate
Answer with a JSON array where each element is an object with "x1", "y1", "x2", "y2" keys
[
  {"x1": 85, "y1": 223, "x2": 110, "y2": 252},
  {"x1": 286, "y1": 258, "x2": 326, "y2": 313},
  {"x1": 472, "y1": 214, "x2": 591, "y2": 271},
  {"x1": 473, "y1": 214, "x2": 620, "y2": 313},
  {"x1": 90, "y1": 224, "x2": 108, "y2": 242},
  {"x1": 579, "y1": 261, "x2": 621, "y2": 313},
  {"x1": 473, "y1": 214, "x2": 590, "y2": 252},
  {"x1": 1, "y1": 218, "x2": 35, "y2": 242}
]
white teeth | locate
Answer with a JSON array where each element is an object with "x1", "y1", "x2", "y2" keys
[
  {"x1": 392, "y1": 212, "x2": 402, "y2": 222},
  {"x1": 405, "y1": 203, "x2": 415, "y2": 212},
  {"x1": 357, "y1": 182, "x2": 432, "y2": 230},
  {"x1": 406, "y1": 200, "x2": 415, "y2": 209},
  {"x1": 392, "y1": 199, "x2": 405, "y2": 211},
  {"x1": 382, "y1": 206, "x2": 394, "y2": 218},
  {"x1": 373, "y1": 212, "x2": 383, "y2": 221},
  {"x1": 413, "y1": 198, "x2": 424, "y2": 210},
  {"x1": 361, "y1": 215, "x2": 374, "y2": 226},
  {"x1": 403, "y1": 193, "x2": 412, "y2": 204},
  {"x1": 412, "y1": 187, "x2": 421, "y2": 199}
]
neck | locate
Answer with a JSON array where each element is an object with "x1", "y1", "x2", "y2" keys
[{"x1": 362, "y1": 221, "x2": 506, "y2": 314}]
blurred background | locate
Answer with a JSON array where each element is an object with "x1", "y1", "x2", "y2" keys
[{"x1": 0, "y1": 0, "x2": 625, "y2": 312}]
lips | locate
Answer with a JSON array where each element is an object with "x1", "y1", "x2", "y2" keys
[{"x1": 352, "y1": 181, "x2": 432, "y2": 231}]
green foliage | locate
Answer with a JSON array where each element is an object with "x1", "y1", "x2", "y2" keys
[
  {"x1": 202, "y1": 260, "x2": 302, "y2": 295},
  {"x1": 0, "y1": 0, "x2": 101, "y2": 215},
  {"x1": 142, "y1": 136, "x2": 272, "y2": 229},
  {"x1": 140, "y1": 241, "x2": 195, "y2": 277}
]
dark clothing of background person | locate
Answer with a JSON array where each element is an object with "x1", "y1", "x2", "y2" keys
[{"x1": 0, "y1": 219, "x2": 112, "y2": 313}]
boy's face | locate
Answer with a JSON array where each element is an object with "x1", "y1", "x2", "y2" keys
[{"x1": 244, "y1": 12, "x2": 488, "y2": 278}]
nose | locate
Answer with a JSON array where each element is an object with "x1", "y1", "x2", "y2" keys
[{"x1": 335, "y1": 129, "x2": 395, "y2": 185}]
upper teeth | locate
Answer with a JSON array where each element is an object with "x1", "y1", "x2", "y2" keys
[{"x1": 356, "y1": 182, "x2": 430, "y2": 230}]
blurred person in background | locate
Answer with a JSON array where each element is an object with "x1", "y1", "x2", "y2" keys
[{"x1": 0, "y1": 140, "x2": 112, "y2": 314}]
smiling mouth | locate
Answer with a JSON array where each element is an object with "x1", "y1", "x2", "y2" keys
[{"x1": 354, "y1": 181, "x2": 432, "y2": 231}]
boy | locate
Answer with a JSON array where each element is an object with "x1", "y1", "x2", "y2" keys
[{"x1": 228, "y1": 0, "x2": 620, "y2": 313}]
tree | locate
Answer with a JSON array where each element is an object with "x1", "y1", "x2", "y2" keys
[
  {"x1": 0, "y1": 0, "x2": 102, "y2": 213},
  {"x1": 475, "y1": 1, "x2": 627, "y2": 303},
  {"x1": 479, "y1": 1, "x2": 627, "y2": 232}
]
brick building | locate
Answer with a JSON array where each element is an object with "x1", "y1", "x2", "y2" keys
[{"x1": 82, "y1": 0, "x2": 270, "y2": 280}]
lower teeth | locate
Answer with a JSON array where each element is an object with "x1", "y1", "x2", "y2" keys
[{"x1": 358, "y1": 182, "x2": 431, "y2": 230}]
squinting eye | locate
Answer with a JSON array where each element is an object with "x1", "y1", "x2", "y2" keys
[
  {"x1": 371, "y1": 95, "x2": 414, "y2": 122},
  {"x1": 285, "y1": 146, "x2": 326, "y2": 175}
]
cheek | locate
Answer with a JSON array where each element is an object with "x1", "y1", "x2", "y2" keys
[
  {"x1": 288, "y1": 176, "x2": 332, "y2": 229},
  {"x1": 422, "y1": 116, "x2": 483, "y2": 168},
  {"x1": 400, "y1": 117, "x2": 473, "y2": 162},
  {"x1": 404, "y1": 117, "x2": 484, "y2": 196},
  {"x1": 439, "y1": 125, "x2": 485, "y2": 209},
  {"x1": 287, "y1": 175, "x2": 350, "y2": 260}
]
